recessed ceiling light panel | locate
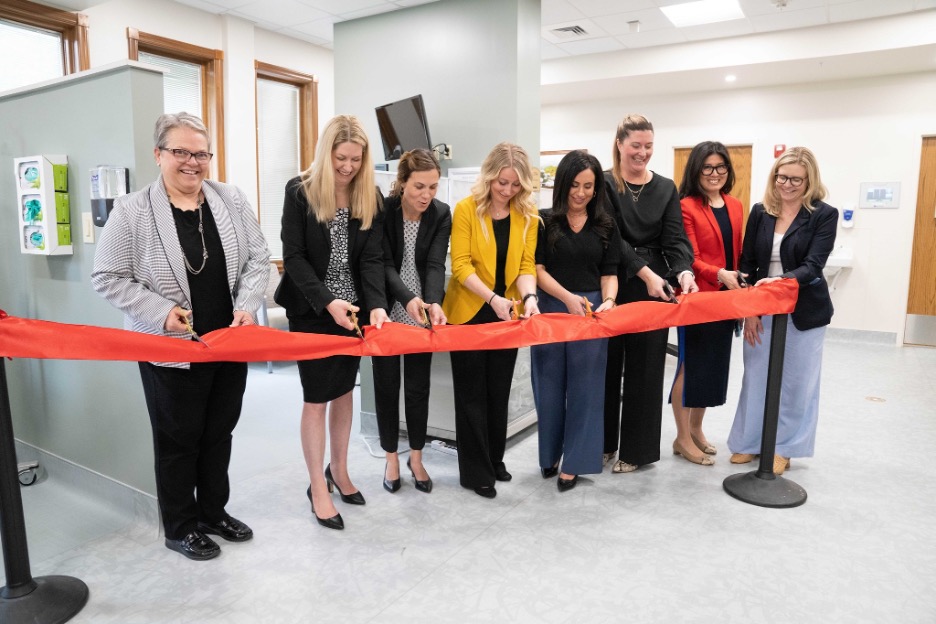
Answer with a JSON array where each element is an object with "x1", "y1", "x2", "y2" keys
[{"x1": 660, "y1": 0, "x2": 745, "y2": 28}]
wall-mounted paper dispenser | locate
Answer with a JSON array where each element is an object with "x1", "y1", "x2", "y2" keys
[{"x1": 90, "y1": 166, "x2": 129, "y2": 227}]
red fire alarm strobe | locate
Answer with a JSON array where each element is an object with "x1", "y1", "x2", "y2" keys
[{"x1": 774, "y1": 144, "x2": 786, "y2": 158}]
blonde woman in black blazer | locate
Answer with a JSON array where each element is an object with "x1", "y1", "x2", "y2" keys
[
  {"x1": 93, "y1": 112, "x2": 270, "y2": 560},
  {"x1": 373, "y1": 149, "x2": 451, "y2": 495},
  {"x1": 275, "y1": 115, "x2": 388, "y2": 530}
]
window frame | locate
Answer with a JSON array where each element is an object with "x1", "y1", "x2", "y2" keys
[
  {"x1": 128, "y1": 28, "x2": 225, "y2": 181},
  {"x1": 0, "y1": 0, "x2": 90, "y2": 75},
  {"x1": 254, "y1": 60, "x2": 318, "y2": 265}
]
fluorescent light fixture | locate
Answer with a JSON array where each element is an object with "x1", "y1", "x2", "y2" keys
[
  {"x1": 725, "y1": 74, "x2": 737, "y2": 82},
  {"x1": 660, "y1": 0, "x2": 745, "y2": 28}
]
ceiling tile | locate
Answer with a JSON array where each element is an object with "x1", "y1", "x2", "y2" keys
[
  {"x1": 680, "y1": 18, "x2": 756, "y2": 41},
  {"x1": 541, "y1": 0, "x2": 586, "y2": 24},
  {"x1": 828, "y1": 0, "x2": 916, "y2": 21},
  {"x1": 541, "y1": 40, "x2": 570, "y2": 60},
  {"x1": 750, "y1": 6, "x2": 829, "y2": 32},
  {"x1": 340, "y1": 4, "x2": 399, "y2": 19},
  {"x1": 569, "y1": 0, "x2": 656, "y2": 17},
  {"x1": 229, "y1": 0, "x2": 330, "y2": 25},
  {"x1": 285, "y1": 16, "x2": 338, "y2": 39},
  {"x1": 298, "y1": 0, "x2": 389, "y2": 14},
  {"x1": 615, "y1": 28, "x2": 687, "y2": 49},
  {"x1": 738, "y1": 0, "x2": 827, "y2": 17},
  {"x1": 189, "y1": 0, "x2": 254, "y2": 9},
  {"x1": 557, "y1": 36, "x2": 625, "y2": 55},
  {"x1": 542, "y1": 18, "x2": 611, "y2": 44},
  {"x1": 275, "y1": 26, "x2": 330, "y2": 46},
  {"x1": 596, "y1": 8, "x2": 675, "y2": 35}
]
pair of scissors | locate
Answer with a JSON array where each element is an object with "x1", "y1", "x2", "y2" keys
[
  {"x1": 182, "y1": 314, "x2": 210, "y2": 347},
  {"x1": 348, "y1": 310, "x2": 365, "y2": 341},
  {"x1": 420, "y1": 307, "x2": 436, "y2": 332},
  {"x1": 580, "y1": 296, "x2": 595, "y2": 318},
  {"x1": 662, "y1": 282, "x2": 680, "y2": 304},
  {"x1": 736, "y1": 271, "x2": 748, "y2": 288}
]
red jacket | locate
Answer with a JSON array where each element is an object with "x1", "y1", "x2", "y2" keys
[{"x1": 680, "y1": 194, "x2": 743, "y2": 292}]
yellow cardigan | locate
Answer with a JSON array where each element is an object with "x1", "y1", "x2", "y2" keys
[{"x1": 442, "y1": 195, "x2": 538, "y2": 325}]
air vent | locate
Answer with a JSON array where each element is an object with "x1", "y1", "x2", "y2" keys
[{"x1": 550, "y1": 25, "x2": 588, "y2": 39}]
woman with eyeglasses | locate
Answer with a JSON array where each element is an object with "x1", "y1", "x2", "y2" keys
[
  {"x1": 669, "y1": 141, "x2": 745, "y2": 466},
  {"x1": 93, "y1": 112, "x2": 270, "y2": 560},
  {"x1": 727, "y1": 147, "x2": 838, "y2": 474}
]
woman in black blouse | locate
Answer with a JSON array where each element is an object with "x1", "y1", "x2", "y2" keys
[
  {"x1": 532, "y1": 150, "x2": 620, "y2": 491},
  {"x1": 602, "y1": 114, "x2": 698, "y2": 474},
  {"x1": 276, "y1": 115, "x2": 388, "y2": 530},
  {"x1": 373, "y1": 149, "x2": 451, "y2": 494}
]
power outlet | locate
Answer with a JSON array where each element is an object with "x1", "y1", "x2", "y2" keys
[{"x1": 82, "y1": 212, "x2": 94, "y2": 244}]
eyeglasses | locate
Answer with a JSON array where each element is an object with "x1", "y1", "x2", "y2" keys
[
  {"x1": 775, "y1": 174, "x2": 805, "y2": 187},
  {"x1": 701, "y1": 164, "x2": 728, "y2": 175},
  {"x1": 160, "y1": 147, "x2": 213, "y2": 164}
]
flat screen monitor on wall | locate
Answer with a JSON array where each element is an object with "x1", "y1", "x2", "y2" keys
[{"x1": 375, "y1": 94, "x2": 432, "y2": 161}]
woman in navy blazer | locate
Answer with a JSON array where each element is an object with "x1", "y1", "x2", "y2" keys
[
  {"x1": 670, "y1": 141, "x2": 745, "y2": 466},
  {"x1": 727, "y1": 147, "x2": 838, "y2": 475},
  {"x1": 373, "y1": 149, "x2": 451, "y2": 495},
  {"x1": 275, "y1": 115, "x2": 388, "y2": 530}
]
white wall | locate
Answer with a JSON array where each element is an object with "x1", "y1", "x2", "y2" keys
[
  {"x1": 542, "y1": 71, "x2": 936, "y2": 337},
  {"x1": 81, "y1": 0, "x2": 335, "y2": 208}
]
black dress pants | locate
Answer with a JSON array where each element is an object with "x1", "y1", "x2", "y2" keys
[
  {"x1": 372, "y1": 352, "x2": 433, "y2": 452},
  {"x1": 450, "y1": 347, "x2": 517, "y2": 489},
  {"x1": 139, "y1": 361, "x2": 247, "y2": 539},
  {"x1": 603, "y1": 262, "x2": 670, "y2": 466}
]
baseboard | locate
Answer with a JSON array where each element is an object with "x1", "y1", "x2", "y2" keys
[
  {"x1": 14, "y1": 439, "x2": 160, "y2": 541},
  {"x1": 826, "y1": 328, "x2": 898, "y2": 345}
]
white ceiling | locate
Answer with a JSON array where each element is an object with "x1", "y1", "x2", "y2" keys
[{"x1": 44, "y1": 0, "x2": 936, "y2": 54}]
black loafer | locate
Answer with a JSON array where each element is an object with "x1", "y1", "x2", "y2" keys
[
  {"x1": 541, "y1": 466, "x2": 559, "y2": 479},
  {"x1": 494, "y1": 464, "x2": 512, "y2": 482},
  {"x1": 197, "y1": 516, "x2": 253, "y2": 542},
  {"x1": 474, "y1": 485, "x2": 497, "y2": 499},
  {"x1": 557, "y1": 475, "x2": 578, "y2": 493},
  {"x1": 165, "y1": 530, "x2": 220, "y2": 560}
]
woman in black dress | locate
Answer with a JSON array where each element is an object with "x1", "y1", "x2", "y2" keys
[{"x1": 276, "y1": 115, "x2": 387, "y2": 530}]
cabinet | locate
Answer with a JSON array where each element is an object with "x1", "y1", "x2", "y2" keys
[{"x1": 14, "y1": 155, "x2": 72, "y2": 255}]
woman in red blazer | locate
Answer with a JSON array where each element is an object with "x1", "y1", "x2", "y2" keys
[{"x1": 670, "y1": 141, "x2": 746, "y2": 465}]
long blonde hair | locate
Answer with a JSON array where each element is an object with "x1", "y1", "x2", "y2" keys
[
  {"x1": 610, "y1": 114, "x2": 653, "y2": 193},
  {"x1": 299, "y1": 115, "x2": 378, "y2": 230},
  {"x1": 762, "y1": 146, "x2": 827, "y2": 217},
  {"x1": 471, "y1": 141, "x2": 539, "y2": 239}
]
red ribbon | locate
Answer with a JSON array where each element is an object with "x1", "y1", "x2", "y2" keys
[{"x1": 0, "y1": 280, "x2": 797, "y2": 362}]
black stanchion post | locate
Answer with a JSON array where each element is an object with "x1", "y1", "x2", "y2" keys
[
  {"x1": 0, "y1": 359, "x2": 89, "y2": 623},
  {"x1": 723, "y1": 313, "x2": 807, "y2": 508}
]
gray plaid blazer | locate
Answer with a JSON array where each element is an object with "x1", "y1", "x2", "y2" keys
[{"x1": 92, "y1": 176, "x2": 271, "y2": 368}]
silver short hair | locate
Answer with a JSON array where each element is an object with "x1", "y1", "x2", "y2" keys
[{"x1": 154, "y1": 112, "x2": 211, "y2": 149}]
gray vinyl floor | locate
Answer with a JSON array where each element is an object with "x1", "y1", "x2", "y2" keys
[{"x1": 7, "y1": 335, "x2": 936, "y2": 623}]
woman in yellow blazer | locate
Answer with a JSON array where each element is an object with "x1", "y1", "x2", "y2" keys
[{"x1": 443, "y1": 142, "x2": 540, "y2": 498}]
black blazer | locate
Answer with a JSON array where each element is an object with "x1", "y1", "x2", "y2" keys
[
  {"x1": 740, "y1": 200, "x2": 838, "y2": 331},
  {"x1": 382, "y1": 195, "x2": 452, "y2": 309},
  {"x1": 275, "y1": 176, "x2": 387, "y2": 319}
]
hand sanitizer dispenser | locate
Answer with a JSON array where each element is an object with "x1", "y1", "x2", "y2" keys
[
  {"x1": 90, "y1": 166, "x2": 129, "y2": 227},
  {"x1": 842, "y1": 202, "x2": 855, "y2": 229}
]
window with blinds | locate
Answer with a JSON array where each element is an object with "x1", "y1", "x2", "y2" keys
[
  {"x1": 138, "y1": 51, "x2": 202, "y2": 118},
  {"x1": 256, "y1": 78, "x2": 301, "y2": 259},
  {"x1": 0, "y1": 19, "x2": 64, "y2": 92}
]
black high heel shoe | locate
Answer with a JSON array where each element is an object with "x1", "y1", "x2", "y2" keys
[
  {"x1": 325, "y1": 464, "x2": 366, "y2": 505},
  {"x1": 407, "y1": 457, "x2": 433, "y2": 493},
  {"x1": 541, "y1": 464, "x2": 559, "y2": 479},
  {"x1": 383, "y1": 461, "x2": 401, "y2": 494},
  {"x1": 557, "y1": 474, "x2": 578, "y2": 493},
  {"x1": 307, "y1": 486, "x2": 343, "y2": 530}
]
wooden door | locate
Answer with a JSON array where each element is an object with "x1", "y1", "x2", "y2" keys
[
  {"x1": 674, "y1": 145, "x2": 753, "y2": 228},
  {"x1": 904, "y1": 136, "x2": 936, "y2": 346}
]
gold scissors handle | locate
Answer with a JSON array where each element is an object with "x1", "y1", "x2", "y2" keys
[
  {"x1": 420, "y1": 306, "x2": 435, "y2": 332},
  {"x1": 182, "y1": 314, "x2": 210, "y2": 347},
  {"x1": 349, "y1": 310, "x2": 365, "y2": 340},
  {"x1": 581, "y1": 296, "x2": 594, "y2": 318}
]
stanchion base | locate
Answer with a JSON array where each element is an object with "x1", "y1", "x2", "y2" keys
[
  {"x1": 723, "y1": 470, "x2": 807, "y2": 508},
  {"x1": 0, "y1": 575, "x2": 89, "y2": 624}
]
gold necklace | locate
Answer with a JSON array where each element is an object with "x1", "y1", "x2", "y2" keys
[
  {"x1": 567, "y1": 211, "x2": 587, "y2": 231},
  {"x1": 169, "y1": 193, "x2": 209, "y2": 275},
  {"x1": 622, "y1": 172, "x2": 649, "y2": 204}
]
